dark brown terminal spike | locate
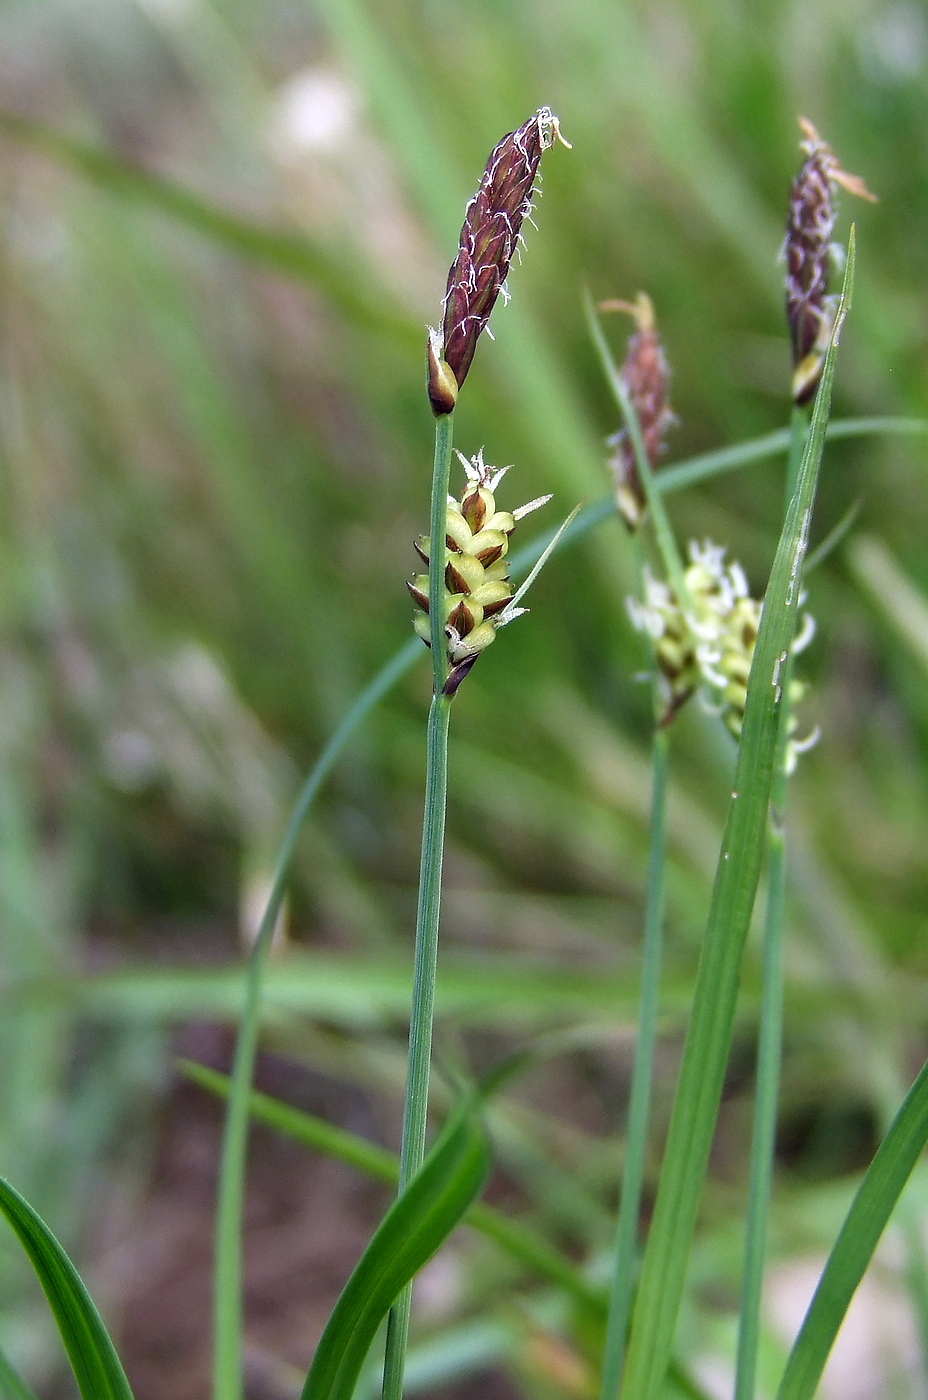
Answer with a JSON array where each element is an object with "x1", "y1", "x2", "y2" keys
[
  {"x1": 427, "y1": 108, "x2": 568, "y2": 414},
  {"x1": 784, "y1": 117, "x2": 875, "y2": 405}
]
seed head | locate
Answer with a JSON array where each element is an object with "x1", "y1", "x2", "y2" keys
[
  {"x1": 629, "y1": 538, "x2": 818, "y2": 768},
  {"x1": 784, "y1": 118, "x2": 875, "y2": 405},
  {"x1": 408, "y1": 450, "x2": 550, "y2": 695},
  {"x1": 427, "y1": 108, "x2": 569, "y2": 415},
  {"x1": 601, "y1": 293, "x2": 675, "y2": 530}
]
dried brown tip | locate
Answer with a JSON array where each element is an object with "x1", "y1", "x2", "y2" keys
[
  {"x1": 605, "y1": 293, "x2": 675, "y2": 531},
  {"x1": 442, "y1": 652, "x2": 482, "y2": 697},
  {"x1": 437, "y1": 108, "x2": 567, "y2": 394},
  {"x1": 786, "y1": 119, "x2": 875, "y2": 405}
]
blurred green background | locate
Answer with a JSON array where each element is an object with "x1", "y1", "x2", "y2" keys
[{"x1": 2, "y1": 0, "x2": 928, "y2": 1395}]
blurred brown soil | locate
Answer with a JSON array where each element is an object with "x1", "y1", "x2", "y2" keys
[{"x1": 94, "y1": 1023, "x2": 518, "y2": 1400}]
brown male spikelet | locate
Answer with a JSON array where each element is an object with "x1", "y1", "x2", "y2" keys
[
  {"x1": 785, "y1": 118, "x2": 875, "y2": 405},
  {"x1": 600, "y1": 293, "x2": 675, "y2": 531},
  {"x1": 427, "y1": 108, "x2": 568, "y2": 415}
]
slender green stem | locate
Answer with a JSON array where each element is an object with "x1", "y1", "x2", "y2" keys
[
  {"x1": 428, "y1": 414, "x2": 454, "y2": 693},
  {"x1": 382, "y1": 412, "x2": 456, "y2": 1400},
  {"x1": 600, "y1": 722, "x2": 670, "y2": 1400},
  {"x1": 733, "y1": 404, "x2": 808, "y2": 1400},
  {"x1": 211, "y1": 643, "x2": 418, "y2": 1400}
]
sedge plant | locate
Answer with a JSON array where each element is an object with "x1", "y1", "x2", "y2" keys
[
  {"x1": 7, "y1": 104, "x2": 928, "y2": 1400},
  {"x1": 385, "y1": 105, "x2": 570, "y2": 1400}
]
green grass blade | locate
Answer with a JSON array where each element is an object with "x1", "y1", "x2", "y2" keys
[
  {"x1": 0, "y1": 111, "x2": 415, "y2": 341},
  {"x1": 0, "y1": 1179, "x2": 135, "y2": 1400},
  {"x1": 618, "y1": 235, "x2": 856, "y2": 1400},
  {"x1": 181, "y1": 1060, "x2": 605, "y2": 1316},
  {"x1": 186, "y1": 1060, "x2": 400, "y2": 1182},
  {"x1": 655, "y1": 416, "x2": 928, "y2": 495},
  {"x1": 734, "y1": 404, "x2": 808, "y2": 1400},
  {"x1": 0, "y1": 1343, "x2": 40, "y2": 1400},
  {"x1": 299, "y1": 1103, "x2": 489, "y2": 1400},
  {"x1": 776, "y1": 1055, "x2": 928, "y2": 1400},
  {"x1": 848, "y1": 534, "x2": 928, "y2": 672}
]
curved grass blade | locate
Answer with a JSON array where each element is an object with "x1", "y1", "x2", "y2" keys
[
  {"x1": 0, "y1": 1343, "x2": 40, "y2": 1400},
  {"x1": 299, "y1": 1103, "x2": 489, "y2": 1400},
  {"x1": 618, "y1": 235, "x2": 856, "y2": 1400},
  {"x1": 0, "y1": 1179, "x2": 135, "y2": 1400},
  {"x1": 776, "y1": 1055, "x2": 928, "y2": 1400},
  {"x1": 181, "y1": 1059, "x2": 604, "y2": 1316}
]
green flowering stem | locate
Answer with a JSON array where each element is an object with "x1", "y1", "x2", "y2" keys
[
  {"x1": 733, "y1": 403, "x2": 809, "y2": 1400},
  {"x1": 382, "y1": 411, "x2": 455, "y2": 1400},
  {"x1": 600, "y1": 718, "x2": 670, "y2": 1400}
]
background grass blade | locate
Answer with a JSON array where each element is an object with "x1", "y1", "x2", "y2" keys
[
  {"x1": 299, "y1": 1103, "x2": 489, "y2": 1400},
  {"x1": 618, "y1": 237, "x2": 855, "y2": 1400},
  {"x1": 182, "y1": 1059, "x2": 605, "y2": 1316},
  {"x1": 0, "y1": 1344, "x2": 40, "y2": 1400},
  {"x1": 655, "y1": 416, "x2": 928, "y2": 494},
  {"x1": 0, "y1": 111, "x2": 416, "y2": 340},
  {"x1": 776, "y1": 1054, "x2": 928, "y2": 1400},
  {"x1": 0, "y1": 1178, "x2": 135, "y2": 1400}
]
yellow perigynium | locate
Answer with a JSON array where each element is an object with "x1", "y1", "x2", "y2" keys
[{"x1": 409, "y1": 450, "x2": 550, "y2": 695}]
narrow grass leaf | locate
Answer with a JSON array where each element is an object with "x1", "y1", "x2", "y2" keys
[
  {"x1": 299, "y1": 1103, "x2": 489, "y2": 1400},
  {"x1": 619, "y1": 235, "x2": 855, "y2": 1400},
  {"x1": 0, "y1": 1178, "x2": 135, "y2": 1400},
  {"x1": 803, "y1": 498, "x2": 863, "y2": 573},
  {"x1": 776, "y1": 1055, "x2": 928, "y2": 1400}
]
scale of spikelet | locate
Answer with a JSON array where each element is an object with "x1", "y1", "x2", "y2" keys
[{"x1": 408, "y1": 451, "x2": 550, "y2": 695}]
